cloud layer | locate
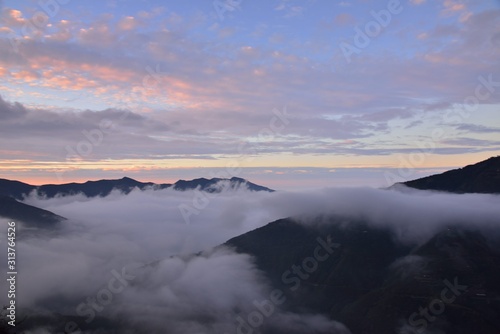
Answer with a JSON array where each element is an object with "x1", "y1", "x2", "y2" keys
[{"x1": 1, "y1": 185, "x2": 499, "y2": 333}]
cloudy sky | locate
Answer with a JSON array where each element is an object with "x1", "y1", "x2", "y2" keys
[{"x1": 0, "y1": 0, "x2": 499, "y2": 189}]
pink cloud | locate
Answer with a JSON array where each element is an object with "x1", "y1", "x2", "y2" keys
[
  {"x1": 442, "y1": 0, "x2": 466, "y2": 13},
  {"x1": 440, "y1": 0, "x2": 472, "y2": 22},
  {"x1": 0, "y1": 26, "x2": 14, "y2": 33},
  {"x1": 117, "y1": 16, "x2": 139, "y2": 31},
  {"x1": 11, "y1": 70, "x2": 39, "y2": 82},
  {"x1": 1, "y1": 8, "x2": 26, "y2": 28}
]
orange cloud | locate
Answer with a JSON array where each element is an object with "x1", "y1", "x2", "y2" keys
[
  {"x1": 12, "y1": 70, "x2": 39, "y2": 82},
  {"x1": 16, "y1": 55, "x2": 138, "y2": 90},
  {"x1": 77, "y1": 63, "x2": 136, "y2": 83},
  {"x1": 6, "y1": 48, "x2": 202, "y2": 108},
  {"x1": 41, "y1": 75, "x2": 98, "y2": 90},
  {"x1": 0, "y1": 26, "x2": 14, "y2": 33},
  {"x1": 2, "y1": 9, "x2": 26, "y2": 27}
]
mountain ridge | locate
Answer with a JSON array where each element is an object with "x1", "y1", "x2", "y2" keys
[
  {"x1": 0, "y1": 195, "x2": 66, "y2": 226},
  {"x1": 224, "y1": 214, "x2": 500, "y2": 333},
  {"x1": 0, "y1": 176, "x2": 274, "y2": 200},
  {"x1": 399, "y1": 156, "x2": 500, "y2": 194}
]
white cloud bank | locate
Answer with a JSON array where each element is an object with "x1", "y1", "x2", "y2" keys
[{"x1": 1, "y1": 185, "x2": 499, "y2": 333}]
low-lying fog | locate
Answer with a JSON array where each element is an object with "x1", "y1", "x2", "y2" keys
[{"x1": 2, "y1": 183, "x2": 499, "y2": 333}]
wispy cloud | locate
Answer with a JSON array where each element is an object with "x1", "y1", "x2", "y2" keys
[{"x1": 456, "y1": 124, "x2": 500, "y2": 134}]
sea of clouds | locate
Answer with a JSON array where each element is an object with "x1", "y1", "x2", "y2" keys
[{"x1": 1, "y1": 184, "x2": 499, "y2": 333}]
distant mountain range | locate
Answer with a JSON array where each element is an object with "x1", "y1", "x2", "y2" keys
[
  {"x1": 0, "y1": 176, "x2": 274, "y2": 200},
  {"x1": 0, "y1": 176, "x2": 273, "y2": 226},
  {"x1": 401, "y1": 156, "x2": 500, "y2": 194}
]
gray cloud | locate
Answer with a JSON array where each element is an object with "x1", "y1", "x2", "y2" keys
[
  {"x1": 2, "y1": 186, "x2": 355, "y2": 333},
  {"x1": 0, "y1": 95, "x2": 27, "y2": 120},
  {"x1": 456, "y1": 124, "x2": 500, "y2": 134},
  {"x1": 441, "y1": 137, "x2": 500, "y2": 147}
]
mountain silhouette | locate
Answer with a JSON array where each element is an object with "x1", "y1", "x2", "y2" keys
[
  {"x1": 400, "y1": 156, "x2": 500, "y2": 194},
  {"x1": 224, "y1": 216, "x2": 500, "y2": 333},
  {"x1": 172, "y1": 176, "x2": 274, "y2": 193},
  {"x1": 0, "y1": 176, "x2": 273, "y2": 200},
  {"x1": 0, "y1": 176, "x2": 272, "y2": 229},
  {"x1": 0, "y1": 195, "x2": 66, "y2": 226}
]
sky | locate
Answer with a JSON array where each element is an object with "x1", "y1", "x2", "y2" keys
[{"x1": 0, "y1": 0, "x2": 499, "y2": 189}]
